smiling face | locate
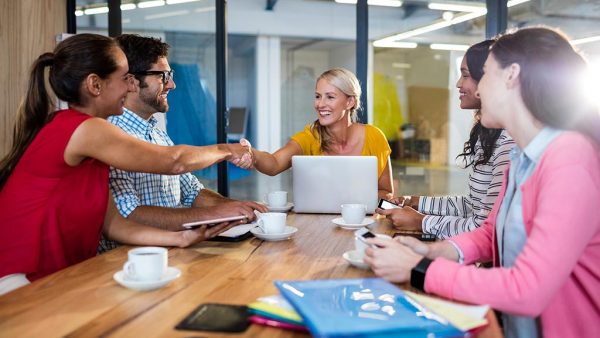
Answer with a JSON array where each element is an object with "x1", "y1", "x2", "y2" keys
[
  {"x1": 456, "y1": 56, "x2": 481, "y2": 110},
  {"x1": 314, "y1": 78, "x2": 355, "y2": 127},
  {"x1": 138, "y1": 57, "x2": 176, "y2": 117},
  {"x1": 99, "y1": 48, "x2": 134, "y2": 118},
  {"x1": 477, "y1": 53, "x2": 509, "y2": 129}
]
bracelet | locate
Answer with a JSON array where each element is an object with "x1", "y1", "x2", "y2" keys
[{"x1": 410, "y1": 257, "x2": 433, "y2": 291}]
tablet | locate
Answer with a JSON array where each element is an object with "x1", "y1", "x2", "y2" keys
[{"x1": 182, "y1": 215, "x2": 248, "y2": 229}]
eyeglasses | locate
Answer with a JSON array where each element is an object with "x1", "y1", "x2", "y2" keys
[{"x1": 132, "y1": 69, "x2": 174, "y2": 84}]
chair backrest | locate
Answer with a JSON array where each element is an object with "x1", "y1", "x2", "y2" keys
[{"x1": 227, "y1": 107, "x2": 248, "y2": 141}]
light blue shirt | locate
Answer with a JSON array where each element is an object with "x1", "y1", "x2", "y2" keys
[
  {"x1": 495, "y1": 127, "x2": 562, "y2": 338},
  {"x1": 108, "y1": 108, "x2": 203, "y2": 218}
]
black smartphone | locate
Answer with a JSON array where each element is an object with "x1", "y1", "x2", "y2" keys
[
  {"x1": 378, "y1": 199, "x2": 401, "y2": 210},
  {"x1": 354, "y1": 228, "x2": 378, "y2": 248},
  {"x1": 175, "y1": 303, "x2": 251, "y2": 333},
  {"x1": 393, "y1": 231, "x2": 436, "y2": 242}
]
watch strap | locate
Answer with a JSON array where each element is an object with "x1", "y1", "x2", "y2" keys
[{"x1": 410, "y1": 257, "x2": 433, "y2": 291}]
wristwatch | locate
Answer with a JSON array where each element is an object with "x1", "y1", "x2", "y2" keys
[{"x1": 410, "y1": 257, "x2": 433, "y2": 291}]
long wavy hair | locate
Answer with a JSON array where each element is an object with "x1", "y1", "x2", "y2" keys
[
  {"x1": 0, "y1": 34, "x2": 119, "y2": 189},
  {"x1": 310, "y1": 68, "x2": 362, "y2": 153},
  {"x1": 457, "y1": 39, "x2": 504, "y2": 168}
]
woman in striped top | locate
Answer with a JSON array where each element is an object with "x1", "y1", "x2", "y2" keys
[{"x1": 379, "y1": 40, "x2": 514, "y2": 239}]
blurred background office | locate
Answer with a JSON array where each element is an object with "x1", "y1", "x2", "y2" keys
[{"x1": 2, "y1": 0, "x2": 600, "y2": 202}]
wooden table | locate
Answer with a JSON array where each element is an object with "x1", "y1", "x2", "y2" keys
[{"x1": 0, "y1": 214, "x2": 501, "y2": 337}]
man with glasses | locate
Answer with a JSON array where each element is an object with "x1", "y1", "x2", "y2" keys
[{"x1": 99, "y1": 34, "x2": 266, "y2": 252}]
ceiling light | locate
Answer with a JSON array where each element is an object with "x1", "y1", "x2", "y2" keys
[
  {"x1": 571, "y1": 35, "x2": 600, "y2": 45},
  {"x1": 428, "y1": 2, "x2": 484, "y2": 12},
  {"x1": 146, "y1": 10, "x2": 190, "y2": 19},
  {"x1": 376, "y1": 9, "x2": 485, "y2": 42},
  {"x1": 75, "y1": 10, "x2": 84, "y2": 16},
  {"x1": 507, "y1": 0, "x2": 530, "y2": 6},
  {"x1": 194, "y1": 6, "x2": 215, "y2": 13},
  {"x1": 335, "y1": 0, "x2": 403, "y2": 7},
  {"x1": 430, "y1": 43, "x2": 469, "y2": 51},
  {"x1": 373, "y1": 41, "x2": 418, "y2": 48},
  {"x1": 138, "y1": 1, "x2": 166, "y2": 8},
  {"x1": 166, "y1": 0, "x2": 201, "y2": 4},
  {"x1": 84, "y1": 6, "x2": 109, "y2": 15},
  {"x1": 120, "y1": 4, "x2": 136, "y2": 10},
  {"x1": 442, "y1": 11, "x2": 454, "y2": 21}
]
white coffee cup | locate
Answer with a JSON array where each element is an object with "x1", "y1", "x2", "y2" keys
[
  {"x1": 354, "y1": 234, "x2": 392, "y2": 259},
  {"x1": 257, "y1": 212, "x2": 287, "y2": 234},
  {"x1": 266, "y1": 191, "x2": 287, "y2": 207},
  {"x1": 123, "y1": 247, "x2": 168, "y2": 282},
  {"x1": 341, "y1": 204, "x2": 367, "y2": 224}
]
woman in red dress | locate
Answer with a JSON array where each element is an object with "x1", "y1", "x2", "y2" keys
[{"x1": 0, "y1": 34, "x2": 249, "y2": 294}]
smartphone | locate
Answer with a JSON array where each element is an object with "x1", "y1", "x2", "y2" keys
[
  {"x1": 378, "y1": 199, "x2": 401, "y2": 210},
  {"x1": 393, "y1": 230, "x2": 436, "y2": 242},
  {"x1": 354, "y1": 227, "x2": 377, "y2": 248},
  {"x1": 182, "y1": 215, "x2": 248, "y2": 229},
  {"x1": 175, "y1": 303, "x2": 250, "y2": 332}
]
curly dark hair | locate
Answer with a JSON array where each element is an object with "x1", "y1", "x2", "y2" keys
[
  {"x1": 115, "y1": 34, "x2": 170, "y2": 89},
  {"x1": 457, "y1": 39, "x2": 504, "y2": 168}
]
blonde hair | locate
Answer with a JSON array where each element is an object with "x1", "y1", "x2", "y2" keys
[{"x1": 310, "y1": 68, "x2": 362, "y2": 153}]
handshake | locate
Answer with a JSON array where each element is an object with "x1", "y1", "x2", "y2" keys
[{"x1": 226, "y1": 138, "x2": 256, "y2": 170}]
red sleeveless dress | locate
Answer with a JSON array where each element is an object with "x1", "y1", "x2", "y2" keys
[{"x1": 0, "y1": 109, "x2": 108, "y2": 281}]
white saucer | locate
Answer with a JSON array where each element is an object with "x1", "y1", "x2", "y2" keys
[
  {"x1": 332, "y1": 217, "x2": 375, "y2": 229},
  {"x1": 343, "y1": 250, "x2": 369, "y2": 269},
  {"x1": 250, "y1": 225, "x2": 297, "y2": 241},
  {"x1": 267, "y1": 202, "x2": 294, "y2": 212},
  {"x1": 113, "y1": 266, "x2": 181, "y2": 291}
]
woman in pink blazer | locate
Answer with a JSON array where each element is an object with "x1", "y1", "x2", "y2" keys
[{"x1": 364, "y1": 27, "x2": 600, "y2": 338}]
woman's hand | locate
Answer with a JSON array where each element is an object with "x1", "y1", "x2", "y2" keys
[
  {"x1": 177, "y1": 220, "x2": 242, "y2": 247},
  {"x1": 363, "y1": 237, "x2": 424, "y2": 283},
  {"x1": 376, "y1": 206, "x2": 425, "y2": 231},
  {"x1": 229, "y1": 138, "x2": 255, "y2": 169}
]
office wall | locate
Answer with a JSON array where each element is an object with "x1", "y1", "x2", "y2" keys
[{"x1": 0, "y1": 0, "x2": 66, "y2": 156}]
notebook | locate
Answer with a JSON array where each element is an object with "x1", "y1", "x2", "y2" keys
[
  {"x1": 275, "y1": 278, "x2": 464, "y2": 338},
  {"x1": 292, "y1": 156, "x2": 378, "y2": 213}
]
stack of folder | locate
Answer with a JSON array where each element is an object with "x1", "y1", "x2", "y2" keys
[
  {"x1": 272, "y1": 278, "x2": 489, "y2": 337},
  {"x1": 247, "y1": 295, "x2": 308, "y2": 332}
]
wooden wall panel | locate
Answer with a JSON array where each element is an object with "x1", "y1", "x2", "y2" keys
[{"x1": 0, "y1": 0, "x2": 66, "y2": 156}]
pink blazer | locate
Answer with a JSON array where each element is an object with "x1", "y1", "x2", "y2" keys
[{"x1": 424, "y1": 132, "x2": 600, "y2": 338}]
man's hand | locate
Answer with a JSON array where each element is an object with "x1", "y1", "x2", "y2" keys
[
  {"x1": 363, "y1": 237, "x2": 424, "y2": 283},
  {"x1": 376, "y1": 206, "x2": 425, "y2": 231},
  {"x1": 225, "y1": 143, "x2": 252, "y2": 164},
  {"x1": 178, "y1": 219, "x2": 243, "y2": 247},
  {"x1": 229, "y1": 138, "x2": 255, "y2": 169},
  {"x1": 203, "y1": 200, "x2": 268, "y2": 222}
]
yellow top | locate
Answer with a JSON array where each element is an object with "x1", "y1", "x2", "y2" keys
[{"x1": 290, "y1": 124, "x2": 391, "y2": 177}]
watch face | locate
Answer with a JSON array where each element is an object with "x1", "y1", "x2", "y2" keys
[{"x1": 410, "y1": 258, "x2": 432, "y2": 291}]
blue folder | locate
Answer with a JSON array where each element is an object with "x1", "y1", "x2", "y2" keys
[{"x1": 274, "y1": 278, "x2": 464, "y2": 338}]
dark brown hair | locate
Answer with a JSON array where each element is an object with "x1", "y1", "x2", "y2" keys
[
  {"x1": 457, "y1": 39, "x2": 504, "y2": 168},
  {"x1": 0, "y1": 34, "x2": 120, "y2": 189},
  {"x1": 116, "y1": 34, "x2": 169, "y2": 89},
  {"x1": 491, "y1": 27, "x2": 599, "y2": 140}
]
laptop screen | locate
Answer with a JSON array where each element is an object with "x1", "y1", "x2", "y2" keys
[{"x1": 292, "y1": 156, "x2": 378, "y2": 214}]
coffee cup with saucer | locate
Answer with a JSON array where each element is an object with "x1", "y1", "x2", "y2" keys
[
  {"x1": 251, "y1": 212, "x2": 297, "y2": 241},
  {"x1": 343, "y1": 234, "x2": 391, "y2": 269},
  {"x1": 113, "y1": 247, "x2": 181, "y2": 291},
  {"x1": 331, "y1": 217, "x2": 375, "y2": 230}
]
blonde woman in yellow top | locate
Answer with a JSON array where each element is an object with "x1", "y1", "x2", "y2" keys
[{"x1": 234, "y1": 68, "x2": 393, "y2": 199}]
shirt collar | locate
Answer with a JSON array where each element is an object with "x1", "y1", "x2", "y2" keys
[
  {"x1": 519, "y1": 127, "x2": 563, "y2": 163},
  {"x1": 122, "y1": 107, "x2": 158, "y2": 129}
]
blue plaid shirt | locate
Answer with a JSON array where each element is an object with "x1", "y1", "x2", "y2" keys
[{"x1": 108, "y1": 108, "x2": 203, "y2": 218}]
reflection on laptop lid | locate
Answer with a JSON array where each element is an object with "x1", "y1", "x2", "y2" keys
[{"x1": 292, "y1": 156, "x2": 378, "y2": 214}]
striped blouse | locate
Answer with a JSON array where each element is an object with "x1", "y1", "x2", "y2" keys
[{"x1": 419, "y1": 130, "x2": 514, "y2": 239}]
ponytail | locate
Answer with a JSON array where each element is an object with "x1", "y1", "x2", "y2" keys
[{"x1": 0, "y1": 53, "x2": 56, "y2": 189}]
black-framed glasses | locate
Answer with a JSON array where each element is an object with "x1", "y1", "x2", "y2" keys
[{"x1": 132, "y1": 69, "x2": 174, "y2": 84}]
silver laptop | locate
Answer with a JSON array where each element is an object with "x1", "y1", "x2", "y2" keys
[{"x1": 292, "y1": 156, "x2": 378, "y2": 214}]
